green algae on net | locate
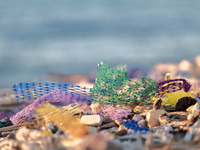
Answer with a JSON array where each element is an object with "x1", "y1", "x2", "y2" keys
[{"x1": 90, "y1": 62, "x2": 158, "y2": 105}]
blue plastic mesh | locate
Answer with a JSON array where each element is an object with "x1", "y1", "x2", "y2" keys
[
  {"x1": 123, "y1": 120, "x2": 148, "y2": 134},
  {"x1": 12, "y1": 82, "x2": 91, "y2": 101}
]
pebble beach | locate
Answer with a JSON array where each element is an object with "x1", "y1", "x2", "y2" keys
[
  {"x1": 0, "y1": 56, "x2": 200, "y2": 150},
  {"x1": 1, "y1": 1, "x2": 200, "y2": 149}
]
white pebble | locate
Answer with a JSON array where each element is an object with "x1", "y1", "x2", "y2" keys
[
  {"x1": 132, "y1": 114, "x2": 143, "y2": 122},
  {"x1": 146, "y1": 109, "x2": 166, "y2": 128},
  {"x1": 138, "y1": 119, "x2": 147, "y2": 126},
  {"x1": 15, "y1": 127, "x2": 42, "y2": 141},
  {"x1": 81, "y1": 115, "x2": 103, "y2": 125}
]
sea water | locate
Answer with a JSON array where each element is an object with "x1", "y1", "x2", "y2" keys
[{"x1": 0, "y1": 0, "x2": 200, "y2": 89}]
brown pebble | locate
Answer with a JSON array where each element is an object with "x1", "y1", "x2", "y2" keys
[
  {"x1": 98, "y1": 122, "x2": 118, "y2": 131},
  {"x1": 114, "y1": 118, "x2": 123, "y2": 126},
  {"x1": 175, "y1": 97, "x2": 197, "y2": 111},
  {"x1": 138, "y1": 119, "x2": 147, "y2": 127},
  {"x1": 159, "y1": 113, "x2": 170, "y2": 126},
  {"x1": 114, "y1": 130, "x2": 127, "y2": 136},
  {"x1": 153, "y1": 98, "x2": 162, "y2": 110},
  {"x1": 118, "y1": 124, "x2": 127, "y2": 131},
  {"x1": 132, "y1": 114, "x2": 143, "y2": 122}
]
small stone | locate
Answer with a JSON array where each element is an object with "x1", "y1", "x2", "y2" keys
[
  {"x1": 132, "y1": 114, "x2": 143, "y2": 122},
  {"x1": 153, "y1": 98, "x2": 162, "y2": 110},
  {"x1": 15, "y1": 127, "x2": 42, "y2": 141},
  {"x1": 162, "y1": 124, "x2": 173, "y2": 132},
  {"x1": 187, "y1": 102, "x2": 199, "y2": 120},
  {"x1": 81, "y1": 115, "x2": 103, "y2": 125},
  {"x1": 46, "y1": 123, "x2": 54, "y2": 130},
  {"x1": 88, "y1": 126, "x2": 97, "y2": 133},
  {"x1": 118, "y1": 125, "x2": 127, "y2": 131},
  {"x1": 114, "y1": 130, "x2": 127, "y2": 136},
  {"x1": 159, "y1": 113, "x2": 170, "y2": 126},
  {"x1": 46, "y1": 123, "x2": 58, "y2": 133},
  {"x1": 162, "y1": 105, "x2": 176, "y2": 112},
  {"x1": 115, "y1": 118, "x2": 123, "y2": 126},
  {"x1": 99, "y1": 122, "x2": 118, "y2": 131},
  {"x1": 146, "y1": 109, "x2": 166, "y2": 128},
  {"x1": 138, "y1": 119, "x2": 147, "y2": 127}
]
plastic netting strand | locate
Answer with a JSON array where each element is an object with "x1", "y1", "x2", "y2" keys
[
  {"x1": 11, "y1": 82, "x2": 92, "y2": 125},
  {"x1": 156, "y1": 78, "x2": 192, "y2": 98},
  {"x1": 90, "y1": 62, "x2": 158, "y2": 104},
  {"x1": 12, "y1": 82, "x2": 91, "y2": 101}
]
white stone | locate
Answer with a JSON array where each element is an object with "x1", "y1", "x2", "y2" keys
[
  {"x1": 81, "y1": 115, "x2": 103, "y2": 125},
  {"x1": 138, "y1": 119, "x2": 147, "y2": 126},
  {"x1": 146, "y1": 109, "x2": 166, "y2": 128},
  {"x1": 132, "y1": 114, "x2": 143, "y2": 122},
  {"x1": 118, "y1": 125, "x2": 127, "y2": 131},
  {"x1": 15, "y1": 127, "x2": 42, "y2": 141},
  {"x1": 187, "y1": 99, "x2": 199, "y2": 120},
  {"x1": 162, "y1": 124, "x2": 173, "y2": 132},
  {"x1": 115, "y1": 118, "x2": 123, "y2": 125}
]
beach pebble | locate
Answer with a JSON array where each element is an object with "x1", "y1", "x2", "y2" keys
[
  {"x1": 46, "y1": 123, "x2": 58, "y2": 133},
  {"x1": 115, "y1": 118, "x2": 123, "y2": 125},
  {"x1": 146, "y1": 109, "x2": 166, "y2": 128},
  {"x1": 114, "y1": 130, "x2": 127, "y2": 136},
  {"x1": 89, "y1": 126, "x2": 98, "y2": 133},
  {"x1": 15, "y1": 127, "x2": 42, "y2": 141},
  {"x1": 81, "y1": 115, "x2": 103, "y2": 125},
  {"x1": 187, "y1": 101, "x2": 199, "y2": 120},
  {"x1": 46, "y1": 123, "x2": 54, "y2": 131},
  {"x1": 118, "y1": 125, "x2": 127, "y2": 131},
  {"x1": 138, "y1": 119, "x2": 147, "y2": 126},
  {"x1": 162, "y1": 124, "x2": 173, "y2": 132},
  {"x1": 99, "y1": 122, "x2": 118, "y2": 131},
  {"x1": 175, "y1": 97, "x2": 197, "y2": 111},
  {"x1": 132, "y1": 114, "x2": 143, "y2": 122},
  {"x1": 159, "y1": 113, "x2": 170, "y2": 126}
]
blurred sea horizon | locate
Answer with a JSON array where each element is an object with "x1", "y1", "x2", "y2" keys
[{"x1": 0, "y1": 0, "x2": 200, "y2": 89}]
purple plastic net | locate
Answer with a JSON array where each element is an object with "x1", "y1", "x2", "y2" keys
[
  {"x1": 10, "y1": 81, "x2": 135, "y2": 124},
  {"x1": 156, "y1": 78, "x2": 192, "y2": 98},
  {"x1": 10, "y1": 90, "x2": 91, "y2": 125},
  {"x1": 0, "y1": 111, "x2": 15, "y2": 120},
  {"x1": 97, "y1": 105, "x2": 132, "y2": 120}
]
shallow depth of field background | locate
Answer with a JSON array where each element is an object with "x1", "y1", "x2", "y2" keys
[{"x1": 0, "y1": 0, "x2": 200, "y2": 89}]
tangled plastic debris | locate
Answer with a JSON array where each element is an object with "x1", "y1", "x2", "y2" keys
[
  {"x1": 1, "y1": 61, "x2": 200, "y2": 150},
  {"x1": 90, "y1": 62, "x2": 158, "y2": 104}
]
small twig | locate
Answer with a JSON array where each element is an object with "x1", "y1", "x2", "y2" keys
[{"x1": 0, "y1": 122, "x2": 34, "y2": 132}]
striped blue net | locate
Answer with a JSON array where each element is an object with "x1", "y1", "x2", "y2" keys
[{"x1": 12, "y1": 82, "x2": 91, "y2": 102}]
